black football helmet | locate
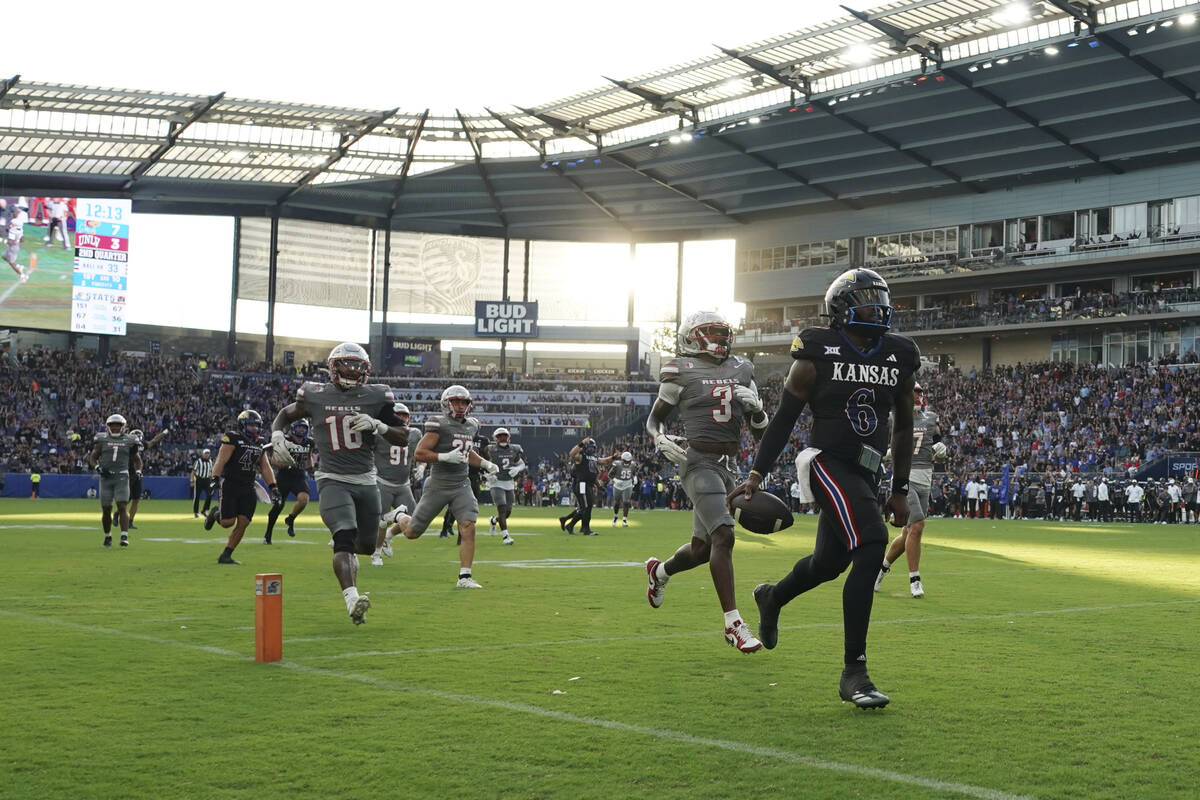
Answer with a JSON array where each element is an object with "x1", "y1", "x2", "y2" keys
[
  {"x1": 238, "y1": 409, "x2": 263, "y2": 436},
  {"x1": 289, "y1": 419, "x2": 310, "y2": 439},
  {"x1": 583, "y1": 440, "x2": 598, "y2": 457},
  {"x1": 823, "y1": 268, "x2": 893, "y2": 340}
]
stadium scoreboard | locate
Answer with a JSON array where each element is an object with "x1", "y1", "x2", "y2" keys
[{"x1": 72, "y1": 198, "x2": 130, "y2": 336}]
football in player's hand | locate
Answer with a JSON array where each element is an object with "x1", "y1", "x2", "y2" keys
[
  {"x1": 267, "y1": 444, "x2": 292, "y2": 468},
  {"x1": 730, "y1": 491, "x2": 794, "y2": 534}
]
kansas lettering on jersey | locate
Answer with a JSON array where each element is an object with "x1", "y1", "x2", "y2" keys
[
  {"x1": 658, "y1": 354, "x2": 757, "y2": 445},
  {"x1": 424, "y1": 414, "x2": 480, "y2": 481},
  {"x1": 277, "y1": 435, "x2": 315, "y2": 478},
  {"x1": 219, "y1": 430, "x2": 265, "y2": 485},
  {"x1": 297, "y1": 381, "x2": 398, "y2": 486},
  {"x1": 612, "y1": 462, "x2": 637, "y2": 490},
  {"x1": 791, "y1": 327, "x2": 921, "y2": 465},
  {"x1": 374, "y1": 433, "x2": 416, "y2": 486},
  {"x1": 489, "y1": 442, "x2": 526, "y2": 489},
  {"x1": 95, "y1": 431, "x2": 137, "y2": 475}
]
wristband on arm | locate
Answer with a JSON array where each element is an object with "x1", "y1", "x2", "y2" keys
[{"x1": 892, "y1": 479, "x2": 910, "y2": 495}]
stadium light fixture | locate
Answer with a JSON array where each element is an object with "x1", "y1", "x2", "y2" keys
[
  {"x1": 995, "y1": 2, "x2": 1031, "y2": 25},
  {"x1": 968, "y1": 64, "x2": 979, "y2": 72},
  {"x1": 1161, "y1": 18, "x2": 1174, "y2": 27},
  {"x1": 1126, "y1": 27, "x2": 1138, "y2": 36},
  {"x1": 1180, "y1": 13, "x2": 1196, "y2": 26},
  {"x1": 1044, "y1": 45, "x2": 1059, "y2": 55},
  {"x1": 981, "y1": 61, "x2": 993, "y2": 69},
  {"x1": 997, "y1": 57, "x2": 1010, "y2": 64},
  {"x1": 1088, "y1": 40, "x2": 1100, "y2": 47},
  {"x1": 845, "y1": 43, "x2": 873, "y2": 64},
  {"x1": 1145, "y1": 23, "x2": 1156, "y2": 34},
  {"x1": 1066, "y1": 41, "x2": 1079, "y2": 47},
  {"x1": 748, "y1": 116, "x2": 761, "y2": 124}
]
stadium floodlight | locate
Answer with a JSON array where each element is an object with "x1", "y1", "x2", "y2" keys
[
  {"x1": 995, "y1": 2, "x2": 1031, "y2": 25},
  {"x1": 1160, "y1": 18, "x2": 1174, "y2": 27},
  {"x1": 981, "y1": 61, "x2": 994, "y2": 69},
  {"x1": 845, "y1": 43, "x2": 873, "y2": 64},
  {"x1": 1044, "y1": 45, "x2": 1059, "y2": 55},
  {"x1": 997, "y1": 57, "x2": 1010, "y2": 64},
  {"x1": 968, "y1": 64, "x2": 979, "y2": 72},
  {"x1": 1126, "y1": 27, "x2": 1138, "y2": 36},
  {"x1": 1180, "y1": 13, "x2": 1196, "y2": 26},
  {"x1": 748, "y1": 116, "x2": 761, "y2": 124},
  {"x1": 1145, "y1": 23, "x2": 1156, "y2": 34}
]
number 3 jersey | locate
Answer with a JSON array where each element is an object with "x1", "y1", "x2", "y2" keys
[
  {"x1": 297, "y1": 381, "x2": 399, "y2": 485},
  {"x1": 790, "y1": 327, "x2": 921, "y2": 465},
  {"x1": 424, "y1": 414, "x2": 480, "y2": 482},
  {"x1": 657, "y1": 354, "x2": 758, "y2": 444}
]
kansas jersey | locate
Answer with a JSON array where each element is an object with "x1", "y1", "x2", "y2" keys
[
  {"x1": 658, "y1": 354, "x2": 758, "y2": 445},
  {"x1": 611, "y1": 462, "x2": 637, "y2": 491},
  {"x1": 219, "y1": 430, "x2": 265, "y2": 485},
  {"x1": 95, "y1": 431, "x2": 138, "y2": 475},
  {"x1": 573, "y1": 453, "x2": 599, "y2": 484},
  {"x1": 489, "y1": 442, "x2": 526, "y2": 490},
  {"x1": 374, "y1": 433, "x2": 416, "y2": 486},
  {"x1": 790, "y1": 327, "x2": 921, "y2": 465},
  {"x1": 424, "y1": 414, "x2": 480, "y2": 481},
  {"x1": 297, "y1": 381, "x2": 399, "y2": 486}
]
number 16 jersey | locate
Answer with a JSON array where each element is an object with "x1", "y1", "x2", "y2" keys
[{"x1": 297, "y1": 381, "x2": 397, "y2": 486}]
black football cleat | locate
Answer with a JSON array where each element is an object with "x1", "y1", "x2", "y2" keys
[
  {"x1": 263, "y1": 536, "x2": 272, "y2": 545},
  {"x1": 558, "y1": 516, "x2": 568, "y2": 531},
  {"x1": 839, "y1": 663, "x2": 890, "y2": 709},
  {"x1": 582, "y1": 529, "x2": 597, "y2": 536},
  {"x1": 103, "y1": 536, "x2": 112, "y2": 549},
  {"x1": 753, "y1": 583, "x2": 779, "y2": 650},
  {"x1": 119, "y1": 536, "x2": 129, "y2": 548},
  {"x1": 286, "y1": 516, "x2": 296, "y2": 537},
  {"x1": 217, "y1": 553, "x2": 241, "y2": 565},
  {"x1": 203, "y1": 509, "x2": 218, "y2": 531}
]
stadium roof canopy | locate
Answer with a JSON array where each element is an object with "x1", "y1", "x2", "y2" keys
[{"x1": 2, "y1": 0, "x2": 1199, "y2": 242}]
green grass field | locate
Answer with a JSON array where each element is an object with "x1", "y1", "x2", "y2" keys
[
  {"x1": 0, "y1": 222, "x2": 75, "y2": 330},
  {"x1": 2, "y1": 500, "x2": 1198, "y2": 800}
]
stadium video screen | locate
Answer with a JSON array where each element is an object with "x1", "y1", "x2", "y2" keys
[{"x1": 1, "y1": 196, "x2": 129, "y2": 335}]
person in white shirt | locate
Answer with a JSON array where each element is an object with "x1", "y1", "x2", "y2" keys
[
  {"x1": 1096, "y1": 478, "x2": 1110, "y2": 522},
  {"x1": 1070, "y1": 480, "x2": 1087, "y2": 521},
  {"x1": 1125, "y1": 481, "x2": 1144, "y2": 523},
  {"x1": 43, "y1": 198, "x2": 71, "y2": 250},
  {"x1": 4, "y1": 198, "x2": 30, "y2": 282},
  {"x1": 1167, "y1": 479, "x2": 1182, "y2": 524},
  {"x1": 789, "y1": 479, "x2": 802, "y2": 513},
  {"x1": 966, "y1": 478, "x2": 981, "y2": 519}
]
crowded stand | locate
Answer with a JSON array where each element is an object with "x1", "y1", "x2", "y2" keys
[{"x1": 3, "y1": 344, "x2": 1197, "y2": 524}]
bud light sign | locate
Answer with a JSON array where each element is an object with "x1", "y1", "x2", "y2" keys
[{"x1": 475, "y1": 301, "x2": 538, "y2": 338}]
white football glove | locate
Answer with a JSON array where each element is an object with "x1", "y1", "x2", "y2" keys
[
  {"x1": 932, "y1": 441, "x2": 949, "y2": 459},
  {"x1": 413, "y1": 463, "x2": 426, "y2": 482},
  {"x1": 733, "y1": 385, "x2": 764, "y2": 415},
  {"x1": 508, "y1": 466, "x2": 523, "y2": 478},
  {"x1": 478, "y1": 458, "x2": 500, "y2": 476},
  {"x1": 437, "y1": 449, "x2": 468, "y2": 464},
  {"x1": 348, "y1": 412, "x2": 387, "y2": 436},
  {"x1": 269, "y1": 430, "x2": 296, "y2": 467},
  {"x1": 654, "y1": 432, "x2": 688, "y2": 466}
]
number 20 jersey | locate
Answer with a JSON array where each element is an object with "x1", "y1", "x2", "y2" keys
[
  {"x1": 658, "y1": 354, "x2": 757, "y2": 445},
  {"x1": 296, "y1": 381, "x2": 397, "y2": 485},
  {"x1": 424, "y1": 414, "x2": 480, "y2": 481},
  {"x1": 790, "y1": 327, "x2": 921, "y2": 464}
]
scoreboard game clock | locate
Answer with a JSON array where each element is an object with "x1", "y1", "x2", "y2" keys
[{"x1": 71, "y1": 198, "x2": 130, "y2": 335}]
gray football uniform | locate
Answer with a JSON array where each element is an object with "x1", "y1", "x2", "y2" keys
[
  {"x1": 409, "y1": 414, "x2": 480, "y2": 534},
  {"x1": 657, "y1": 355, "x2": 759, "y2": 540},
  {"x1": 905, "y1": 408, "x2": 940, "y2": 523},
  {"x1": 95, "y1": 431, "x2": 136, "y2": 504},
  {"x1": 489, "y1": 441, "x2": 525, "y2": 508},
  {"x1": 612, "y1": 462, "x2": 637, "y2": 505},
  {"x1": 658, "y1": 355, "x2": 758, "y2": 445},
  {"x1": 375, "y1": 434, "x2": 417, "y2": 518},
  {"x1": 297, "y1": 380, "x2": 397, "y2": 547}
]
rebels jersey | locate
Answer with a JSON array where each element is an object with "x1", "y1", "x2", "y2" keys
[
  {"x1": 489, "y1": 442, "x2": 526, "y2": 490},
  {"x1": 219, "y1": 430, "x2": 265, "y2": 486},
  {"x1": 424, "y1": 414, "x2": 480, "y2": 481},
  {"x1": 658, "y1": 354, "x2": 758, "y2": 445},
  {"x1": 790, "y1": 327, "x2": 920, "y2": 466},
  {"x1": 374, "y1": 433, "x2": 416, "y2": 486},
  {"x1": 890, "y1": 408, "x2": 940, "y2": 485},
  {"x1": 612, "y1": 462, "x2": 637, "y2": 490},
  {"x1": 277, "y1": 434, "x2": 315, "y2": 477},
  {"x1": 95, "y1": 431, "x2": 137, "y2": 475},
  {"x1": 297, "y1": 381, "x2": 400, "y2": 485}
]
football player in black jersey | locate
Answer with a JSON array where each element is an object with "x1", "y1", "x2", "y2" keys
[
  {"x1": 127, "y1": 427, "x2": 167, "y2": 530},
  {"x1": 729, "y1": 268, "x2": 920, "y2": 709},
  {"x1": 560, "y1": 438, "x2": 614, "y2": 535},
  {"x1": 263, "y1": 419, "x2": 315, "y2": 543},
  {"x1": 205, "y1": 410, "x2": 280, "y2": 565}
]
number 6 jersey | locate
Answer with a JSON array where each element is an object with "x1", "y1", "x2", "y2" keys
[
  {"x1": 657, "y1": 354, "x2": 758, "y2": 444},
  {"x1": 790, "y1": 327, "x2": 921, "y2": 465},
  {"x1": 297, "y1": 381, "x2": 398, "y2": 486}
]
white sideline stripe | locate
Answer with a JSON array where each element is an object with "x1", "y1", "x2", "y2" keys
[
  {"x1": 303, "y1": 599, "x2": 1200, "y2": 660},
  {"x1": 0, "y1": 608, "x2": 1034, "y2": 800},
  {"x1": 0, "y1": 277, "x2": 22, "y2": 306}
]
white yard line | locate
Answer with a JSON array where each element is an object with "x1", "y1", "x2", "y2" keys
[{"x1": 0, "y1": 607, "x2": 1036, "y2": 800}]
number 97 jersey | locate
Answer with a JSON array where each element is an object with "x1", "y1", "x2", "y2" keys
[
  {"x1": 790, "y1": 327, "x2": 921, "y2": 464},
  {"x1": 657, "y1": 354, "x2": 758, "y2": 444}
]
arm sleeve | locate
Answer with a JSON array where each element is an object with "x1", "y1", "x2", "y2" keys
[{"x1": 750, "y1": 388, "x2": 806, "y2": 475}]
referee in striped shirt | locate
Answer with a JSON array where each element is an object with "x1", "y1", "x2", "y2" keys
[{"x1": 192, "y1": 449, "x2": 216, "y2": 518}]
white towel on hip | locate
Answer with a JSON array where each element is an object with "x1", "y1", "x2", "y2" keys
[{"x1": 794, "y1": 447, "x2": 822, "y2": 504}]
